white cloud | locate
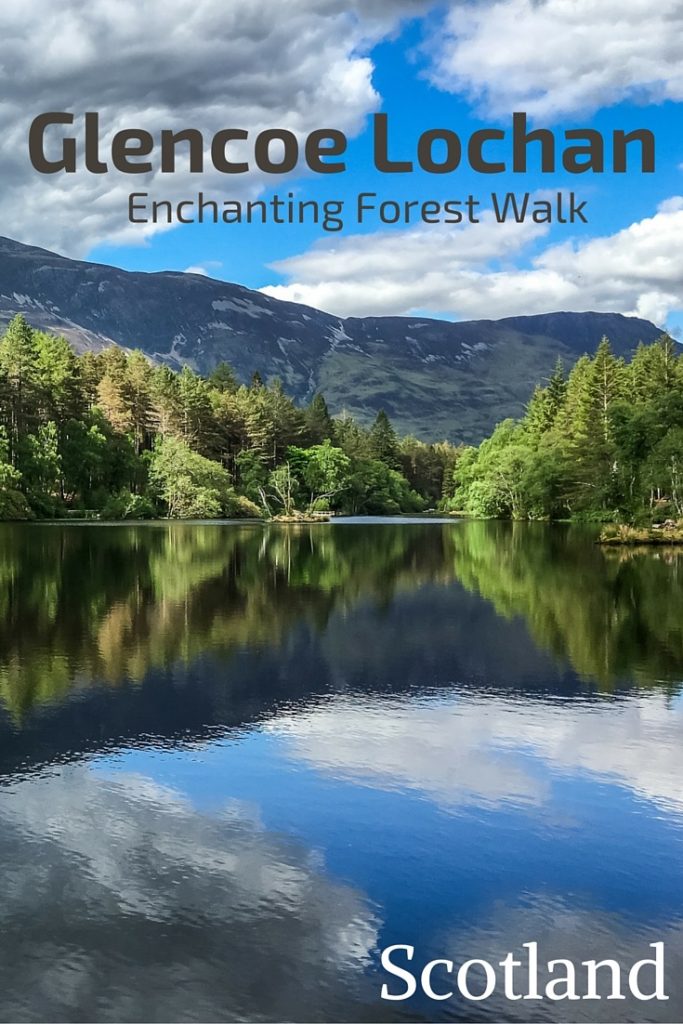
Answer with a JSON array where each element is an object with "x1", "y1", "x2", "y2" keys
[
  {"x1": 441, "y1": 900, "x2": 683, "y2": 1017},
  {"x1": 0, "y1": 763, "x2": 380, "y2": 1021},
  {"x1": 0, "y1": 0, "x2": 428, "y2": 255},
  {"x1": 271, "y1": 689, "x2": 683, "y2": 816},
  {"x1": 262, "y1": 198, "x2": 683, "y2": 323},
  {"x1": 426, "y1": 0, "x2": 683, "y2": 118},
  {"x1": 183, "y1": 259, "x2": 224, "y2": 276},
  {"x1": 263, "y1": 213, "x2": 549, "y2": 317}
]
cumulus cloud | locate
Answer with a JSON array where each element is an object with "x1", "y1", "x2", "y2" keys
[
  {"x1": 262, "y1": 198, "x2": 683, "y2": 323},
  {"x1": 0, "y1": 0, "x2": 428, "y2": 255},
  {"x1": 426, "y1": 0, "x2": 683, "y2": 118},
  {"x1": 263, "y1": 213, "x2": 548, "y2": 317}
]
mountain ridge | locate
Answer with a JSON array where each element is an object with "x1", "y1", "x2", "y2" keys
[{"x1": 0, "y1": 235, "x2": 664, "y2": 442}]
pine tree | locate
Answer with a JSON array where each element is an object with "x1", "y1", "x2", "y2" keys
[
  {"x1": 304, "y1": 393, "x2": 335, "y2": 445},
  {"x1": 369, "y1": 409, "x2": 400, "y2": 468},
  {"x1": 632, "y1": 334, "x2": 682, "y2": 405},
  {"x1": 35, "y1": 331, "x2": 83, "y2": 425},
  {"x1": 0, "y1": 314, "x2": 42, "y2": 465},
  {"x1": 97, "y1": 347, "x2": 133, "y2": 434},
  {"x1": 553, "y1": 355, "x2": 607, "y2": 509},
  {"x1": 655, "y1": 334, "x2": 680, "y2": 393},
  {"x1": 176, "y1": 366, "x2": 215, "y2": 454},
  {"x1": 238, "y1": 383, "x2": 272, "y2": 458},
  {"x1": 78, "y1": 351, "x2": 103, "y2": 409},
  {"x1": 547, "y1": 358, "x2": 567, "y2": 418},
  {"x1": 210, "y1": 389, "x2": 245, "y2": 471},
  {"x1": 265, "y1": 379, "x2": 305, "y2": 464},
  {"x1": 525, "y1": 361, "x2": 567, "y2": 439},
  {"x1": 590, "y1": 336, "x2": 626, "y2": 442},
  {"x1": 151, "y1": 365, "x2": 180, "y2": 438},
  {"x1": 97, "y1": 372, "x2": 132, "y2": 435},
  {"x1": 524, "y1": 385, "x2": 554, "y2": 437},
  {"x1": 334, "y1": 416, "x2": 371, "y2": 460},
  {"x1": 209, "y1": 362, "x2": 239, "y2": 394},
  {"x1": 125, "y1": 351, "x2": 153, "y2": 455}
]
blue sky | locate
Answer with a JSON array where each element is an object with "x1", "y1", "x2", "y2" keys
[
  {"x1": 5, "y1": 1, "x2": 683, "y2": 330},
  {"x1": 90, "y1": 19, "x2": 683, "y2": 297}
]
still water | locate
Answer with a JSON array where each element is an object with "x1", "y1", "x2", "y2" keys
[{"x1": 0, "y1": 519, "x2": 682, "y2": 1022}]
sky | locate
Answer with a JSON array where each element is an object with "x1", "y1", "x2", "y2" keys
[{"x1": 4, "y1": 0, "x2": 683, "y2": 331}]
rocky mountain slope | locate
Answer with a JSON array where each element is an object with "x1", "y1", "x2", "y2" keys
[{"x1": 0, "y1": 235, "x2": 664, "y2": 442}]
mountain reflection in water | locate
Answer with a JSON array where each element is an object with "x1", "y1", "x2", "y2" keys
[{"x1": 0, "y1": 520, "x2": 681, "y2": 1023}]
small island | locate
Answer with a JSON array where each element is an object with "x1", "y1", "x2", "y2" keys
[{"x1": 598, "y1": 522, "x2": 683, "y2": 545}]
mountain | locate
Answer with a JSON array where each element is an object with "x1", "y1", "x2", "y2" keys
[{"x1": 0, "y1": 235, "x2": 664, "y2": 442}]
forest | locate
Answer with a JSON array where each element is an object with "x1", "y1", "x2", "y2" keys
[
  {"x1": 1, "y1": 312, "x2": 680, "y2": 524},
  {"x1": 449, "y1": 333, "x2": 683, "y2": 523},
  {"x1": 0, "y1": 314, "x2": 458, "y2": 520}
]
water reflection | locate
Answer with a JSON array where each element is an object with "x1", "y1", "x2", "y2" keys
[
  {"x1": 1, "y1": 520, "x2": 682, "y2": 724},
  {"x1": 270, "y1": 690, "x2": 683, "y2": 815},
  {"x1": 0, "y1": 764, "x2": 385, "y2": 1023},
  {"x1": 0, "y1": 520, "x2": 682, "y2": 1022}
]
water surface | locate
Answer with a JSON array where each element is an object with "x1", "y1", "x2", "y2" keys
[{"x1": 1, "y1": 520, "x2": 682, "y2": 1022}]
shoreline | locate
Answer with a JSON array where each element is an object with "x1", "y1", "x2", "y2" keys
[{"x1": 598, "y1": 524, "x2": 683, "y2": 546}]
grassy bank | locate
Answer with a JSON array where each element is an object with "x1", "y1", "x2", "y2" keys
[{"x1": 598, "y1": 522, "x2": 683, "y2": 545}]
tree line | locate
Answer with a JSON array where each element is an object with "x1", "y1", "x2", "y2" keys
[
  {"x1": 0, "y1": 314, "x2": 459, "y2": 520},
  {"x1": 448, "y1": 334, "x2": 683, "y2": 522}
]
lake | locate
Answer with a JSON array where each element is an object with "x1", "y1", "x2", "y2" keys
[{"x1": 0, "y1": 519, "x2": 682, "y2": 1022}]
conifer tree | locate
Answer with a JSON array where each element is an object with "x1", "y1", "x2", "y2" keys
[
  {"x1": 369, "y1": 409, "x2": 400, "y2": 468},
  {"x1": 35, "y1": 331, "x2": 83, "y2": 426},
  {"x1": 0, "y1": 314, "x2": 42, "y2": 465},
  {"x1": 125, "y1": 351, "x2": 154, "y2": 455},
  {"x1": 547, "y1": 357, "x2": 567, "y2": 417},
  {"x1": 590, "y1": 336, "x2": 626, "y2": 442},
  {"x1": 151, "y1": 365, "x2": 181, "y2": 438},
  {"x1": 304, "y1": 393, "x2": 335, "y2": 445},
  {"x1": 265, "y1": 379, "x2": 305, "y2": 464},
  {"x1": 209, "y1": 362, "x2": 239, "y2": 394},
  {"x1": 176, "y1": 366, "x2": 215, "y2": 454}
]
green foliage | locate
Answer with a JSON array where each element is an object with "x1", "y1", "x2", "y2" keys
[
  {"x1": 0, "y1": 315, "x2": 497, "y2": 520},
  {"x1": 209, "y1": 361, "x2": 239, "y2": 394},
  {"x1": 0, "y1": 314, "x2": 42, "y2": 466},
  {"x1": 399, "y1": 435, "x2": 454, "y2": 505},
  {"x1": 234, "y1": 449, "x2": 269, "y2": 503},
  {"x1": 148, "y1": 436, "x2": 237, "y2": 519},
  {"x1": 2, "y1": 518, "x2": 683, "y2": 719},
  {"x1": 304, "y1": 393, "x2": 336, "y2": 445},
  {"x1": 334, "y1": 416, "x2": 371, "y2": 460},
  {"x1": 368, "y1": 409, "x2": 400, "y2": 468},
  {"x1": 102, "y1": 489, "x2": 155, "y2": 520},
  {"x1": 451, "y1": 334, "x2": 683, "y2": 523},
  {"x1": 0, "y1": 427, "x2": 32, "y2": 520},
  {"x1": 288, "y1": 440, "x2": 351, "y2": 510},
  {"x1": 23, "y1": 312, "x2": 676, "y2": 525},
  {"x1": 19, "y1": 421, "x2": 63, "y2": 516},
  {"x1": 345, "y1": 458, "x2": 424, "y2": 515},
  {"x1": 234, "y1": 494, "x2": 265, "y2": 519}
]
